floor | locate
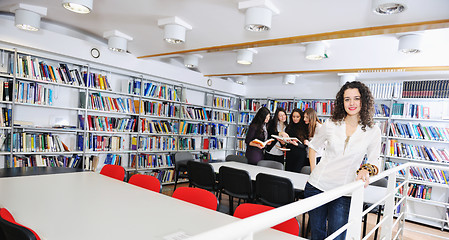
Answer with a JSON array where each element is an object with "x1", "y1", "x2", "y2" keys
[{"x1": 162, "y1": 183, "x2": 449, "y2": 239}]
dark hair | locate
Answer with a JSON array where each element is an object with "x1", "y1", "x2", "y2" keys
[
  {"x1": 249, "y1": 106, "x2": 271, "y2": 136},
  {"x1": 304, "y1": 108, "x2": 321, "y2": 138},
  {"x1": 285, "y1": 108, "x2": 308, "y2": 142},
  {"x1": 331, "y1": 81, "x2": 374, "y2": 131},
  {"x1": 267, "y1": 107, "x2": 287, "y2": 134}
]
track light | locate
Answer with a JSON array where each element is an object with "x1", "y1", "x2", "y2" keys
[
  {"x1": 305, "y1": 42, "x2": 326, "y2": 60},
  {"x1": 158, "y1": 17, "x2": 192, "y2": 44},
  {"x1": 238, "y1": 0, "x2": 280, "y2": 32},
  {"x1": 62, "y1": 0, "x2": 93, "y2": 14},
  {"x1": 235, "y1": 76, "x2": 248, "y2": 85},
  {"x1": 282, "y1": 75, "x2": 297, "y2": 85},
  {"x1": 10, "y1": 4, "x2": 47, "y2": 32},
  {"x1": 372, "y1": 0, "x2": 406, "y2": 15},
  {"x1": 184, "y1": 54, "x2": 202, "y2": 68},
  {"x1": 103, "y1": 30, "x2": 133, "y2": 53},
  {"x1": 398, "y1": 34, "x2": 423, "y2": 54},
  {"x1": 338, "y1": 73, "x2": 358, "y2": 86},
  {"x1": 237, "y1": 49, "x2": 257, "y2": 65}
]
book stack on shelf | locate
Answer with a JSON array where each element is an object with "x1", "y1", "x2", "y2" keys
[
  {"x1": 80, "y1": 115, "x2": 137, "y2": 132},
  {"x1": 402, "y1": 80, "x2": 449, "y2": 99},
  {"x1": 136, "y1": 136, "x2": 177, "y2": 152},
  {"x1": 8, "y1": 154, "x2": 81, "y2": 168}
]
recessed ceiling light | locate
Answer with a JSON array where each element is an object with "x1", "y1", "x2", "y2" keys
[
  {"x1": 372, "y1": 0, "x2": 406, "y2": 15},
  {"x1": 62, "y1": 0, "x2": 93, "y2": 14}
]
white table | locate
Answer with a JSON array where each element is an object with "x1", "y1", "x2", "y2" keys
[{"x1": 0, "y1": 172, "x2": 301, "y2": 240}]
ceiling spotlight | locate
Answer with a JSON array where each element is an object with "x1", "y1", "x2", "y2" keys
[
  {"x1": 305, "y1": 42, "x2": 326, "y2": 60},
  {"x1": 184, "y1": 54, "x2": 203, "y2": 68},
  {"x1": 10, "y1": 4, "x2": 47, "y2": 32},
  {"x1": 62, "y1": 0, "x2": 93, "y2": 14},
  {"x1": 338, "y1": 73, "x2": 358, "y2": 86},
  {"x1": 158, "y1": 17, "x2": 192, "y2": 44},
  {"x1": 237, "y1": 49, "x2": 257, "y2": 65},
  {"x1": 372, "y1": 0, "x2": 406, "y2": 15},
  {"x1": 103, "y1": 30, "x2": 133, "y2": 53},
  {"x1": 235, "y1": 76, "x2": 248, "y2": 85},
  {"x1": 398, "y1": 34, "x2": 422, "y2": 54},
  {"x1": 283, "y1": 75, "x2": 297, "y2": 85},
  {"x1": 238, "y1": 0, "x2": 280, "y2": 32}
]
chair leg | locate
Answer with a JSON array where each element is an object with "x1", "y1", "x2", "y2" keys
[
  {"x1": 229, "y1": 196, "x2": 234, "y2": 215},
  {"x1": 174, "y1": 170, "x2": 179, "y2": 190},
  {"x1": 374, "y1": 205, "x2": 383, "y2": 240}
]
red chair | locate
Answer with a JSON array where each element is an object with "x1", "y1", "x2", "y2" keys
[
  {"x1": 172, "y1": 187, "x2": 218, "y2": 211},
  {"x1": 0, "y1": 208, "x2": 41, "y2": 240},
  {"x1": 233, "y1": 203, "x2": 300, "y2": 236},
  {"x1": 128, "y1": 174, "x2": 161, "y2": 192},
  {"x1": 100, "y1": 164, "x2": 125, "y2": 181}
]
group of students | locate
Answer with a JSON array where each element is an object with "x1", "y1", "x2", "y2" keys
[{"x1": 244, "y1": 81, "x2": 382, "y2": 240}]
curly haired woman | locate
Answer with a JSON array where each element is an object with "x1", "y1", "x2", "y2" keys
[{"x1": 304, "y1": 81, "x2": 381, "y2": 240}]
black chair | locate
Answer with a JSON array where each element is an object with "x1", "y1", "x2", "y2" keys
[
  {"x1": 257, "y1": 160, "x2": 284, "y2": 170},
  {"x1": 0, "y1": 217, "x2": 37, "y2": 240},
  {"x1": 363, "y1": 177, "x2": 388, "y2": 240},
  {"x1": 255, "y1": 173, "x2": 295, "y2": 207},
  {"x1": 187, "y1": 160, "x2": 219, "y2": 195},
  {"x1": 225, "y1": 154, "x2": 248, "y2": 163},
  {"x1": 173, "y1": 152, "x2": 194, "y2": 190},
  {"x1": 218, "y1": 166, "x2": 253, "y2": 215}
]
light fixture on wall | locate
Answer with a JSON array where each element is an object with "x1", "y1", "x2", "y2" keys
[
  {"x1": 103, "y1": 30, "x2": 133, "y2": 53},
  {"x1": 184, "y1": 54, "x2": 202, "y2": 68},
  {"x1": 62, "y1": 0, "x2": 93, "y2": 14},
  {"x1": 372, "y1": 0, "x2": 406, "y2": 15},
  {"x1": 237, "y1": 49, "x2": 257, "y2": 65},
  {"x1": 338, "y1": 73, "x2": 358, "y2": 86},
  {"x1": 238, "y1": 0, "x2": 280, "y2": 32},
  {"x1": 235, "y1": 76, "x2": 248, "y2": 85},
  {"x1": 398, "y1": 34, "x2": 423, "y2": 54},
  {"x1": 282, "y1": 74, "x2": 297, "y2": 85},
  {"x1": 158, "y1": 17, "x2": 192, "y2": 44},
  {"x1": 10, "y1": 4, "x2": 47, "y2": 32},
  {"x1": 305, "y1": 42, "x2": 326, "y2": 60}
]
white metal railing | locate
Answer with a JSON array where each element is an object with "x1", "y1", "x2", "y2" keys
[{"x1": 185, "y1": 162, "x2": 449, "y2": 240}]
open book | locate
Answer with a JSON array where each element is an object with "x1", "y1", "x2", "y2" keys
[
  {"x1": 271, "y1": 135, "x2": 302, "y2": 144},
  {"x1": 250, "y1": 138, "x2": 274, "y2": 148}
]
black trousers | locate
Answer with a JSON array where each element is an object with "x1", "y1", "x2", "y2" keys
[{"x1": 264, "y1": 152, "x2": 284, "y2": 164}]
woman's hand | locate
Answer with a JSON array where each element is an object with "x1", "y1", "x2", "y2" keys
[
  {"x1": 304, "y1": 139, "x2": 309, "y2": 146},
  {"x1": 356, "y1": 169, "x2": 370, "y2": 188}
]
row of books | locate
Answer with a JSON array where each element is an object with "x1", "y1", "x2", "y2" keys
[
  {"x1": 103, "y1": 153, "x2": 122, "y2": 166},
  {"x1": 374, "y1": 104, "x2": 390, "y2": 117},
  {"x1": 129, "y1": 154, "x2": 174, "y2": 169},
  {"x1": 391, "y1": 102, "x2": 430, "y2": 119},
  {"x1": 82, "y1": 72, "x2": 112, "y2": 90},
  {"x1": 402, "y1": 80, "x2": 449, "y2": 99},
  {"x1": 77, "y1": 134, "x2": 125, "y2": 151},
  {"x1": 88, "y1": 93, "x2": 136, "y2": 114},
  {"x1": 239, "y1": 99, "x2": 262, "y2": 112},
  {"x1": 237, "y1": 139, "x2": 246, "y2": 151},
  {"x1": 213, "y1": 96, "x2": 234, "y2": 109},
  {"x1": 388, "y1": 139, "x2": 449, "y2": 163},
  {"x1": 6, "y1": 154, "x2": 81, "y2": 168},
  {"x1": 389, "y1": 122, "x2": 449, "y2": 142},
  {"x1": 385, "y1": 162, "x2": 449, "y2": 185},
  {"x1": 143, "y1": 169, "x2": 175, "y2": 183},
  {"x1": 79, "y1": 115, "x2": 137, "y2": 132},
  {"x1": 137, "y1": 100, "x2": 178, "y2": 118},
  {"x1": 207, "y1": 137, "x2": 224, "y2": 150},
  {"x1": 239, "y1": 112, "x2": 255, "y2": 124},
  {"x1": 0, "y1": 107, "x2": 12, "y2": 127},
  {"x1": 126, "y1": 81, "x2": 180, "y2": 101},
  {"x1": 397, "y1": 183, "x2": 432, "y2": 200},
  {"x1": 15, "y1": 81, "x2": 54, "y2": 106},
  {"x1": 133, "y1": 136, "x2": 177, "y2": 151},
  {"x1": 276, "y1": 101, "x2": 296, "y2": 113},
  {"x1": 297, "y1": 100, "x2": 334, "y2": 115},
  {"x1": 178, "y1": 121, "x2": 228, "y2": 136},
  {"x1": 6, "y1": 132, "x2": 70, "y2": 152},
  {"x1": 181, "y1": 106, "x2": 211, "y2": 121},
  {"x1": 237, "y1": 126, "x2": 247, "y2": 137},
  {"x1": 0, "y1": 79, "x2": 13, "y2": 102},
  {"x1": 212, "y1": 111, "x2": 235, "y2": 123},
  {"x1": 178, "y1": 138, "x2": 196, "y2": 150},
  {"x1": 141, "y1": 119, "x2": 174, "y2": 134},
  {"x1": 367, "y1": 82, "x2": 402, "y2": 99}
]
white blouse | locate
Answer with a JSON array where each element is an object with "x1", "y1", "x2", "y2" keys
[{"x1": 308, "y1": 119, "x2": 381, "y2": 192}]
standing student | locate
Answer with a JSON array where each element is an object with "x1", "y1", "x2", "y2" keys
[
  {"x1": 284, "y1": 108, "x2": 308, "y2": 173},
  {"x1": 304, "y1": 81, "x2": 381, "y2": 240},
  {"x1": 265, "y1": 107, "x2": 288, "y2": 164},
  {"x1": 303, "y1": 108, "x2": 323, "y2": 165},
  {"x1": 245, "y1": 107, "x2": 273, "y2": 165}
]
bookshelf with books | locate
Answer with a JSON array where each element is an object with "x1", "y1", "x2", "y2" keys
[{"x1": 368, "y1": 80, "x2": 449, "y2": 229}]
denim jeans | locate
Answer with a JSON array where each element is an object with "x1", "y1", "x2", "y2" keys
[{"x1": 304, "y1": 182, "x2": 351, "y2": 240}]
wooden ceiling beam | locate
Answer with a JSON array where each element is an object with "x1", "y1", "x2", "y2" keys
[{"x1": 138, "y1": 19, "x2": 449, "y2": 59}]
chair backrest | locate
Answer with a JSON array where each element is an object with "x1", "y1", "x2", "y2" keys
[
  {"x1": 255, "y1": 173, "x2": 295, "y2": 207},
  {"x1": 128, "y1": 174, "x2": 161, "y2": 193},
  {"x1": 300, "y1": 166, "x2": 311, "y2": 175},
  {"x1": 172, "y1": 187, "x2": 218, "y2": 211},
  {"x1": 174, "y1": 152, "x2": 194, "y2": 169},
  {"x1": 100, "y1": 164, "x2": 125, "y2": 181},
  {"x1": 218, "y1": 166, "x2": 252, "y2": 199},
  {"x1": 257, "y1": 160, "x2": 284, "y2": 170},
  {"x1": 0, "y1": 208, "x2": 40, "y2": 240},
  {"x1": 225, "y1": 154, "x2": 248, "y2": 163},
  {"x1": 234, "y1": 203, "x2": 300, "y2": 236},
  {"x1": 187, "y1": 160, "x2": 217, "y2": 191}
]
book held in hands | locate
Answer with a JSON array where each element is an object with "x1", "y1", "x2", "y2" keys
[{"x1": 250, "y1": 138, "x2": 274, "y2": 148}]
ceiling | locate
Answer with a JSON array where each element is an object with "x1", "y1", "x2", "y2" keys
[{"x1": 1, "y1": 0, "x2": 449, "y2": 82}]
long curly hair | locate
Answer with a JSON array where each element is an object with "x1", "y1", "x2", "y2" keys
[{"x1": 331, "y1": 81, "x2": 374, "y2": 131}]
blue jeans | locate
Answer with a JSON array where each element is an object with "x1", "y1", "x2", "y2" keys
[{"x1": 304, "y1": 182, "x2": 351, "y2": 240}]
